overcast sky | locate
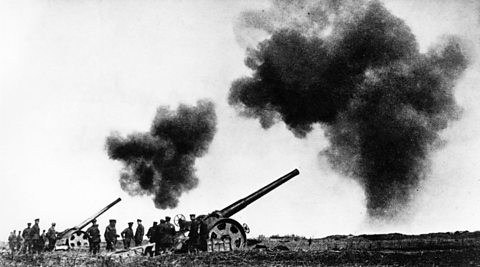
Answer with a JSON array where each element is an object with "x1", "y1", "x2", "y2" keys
[{"x1": 1, "y1": 0, "x2": 480, "y2": 241}]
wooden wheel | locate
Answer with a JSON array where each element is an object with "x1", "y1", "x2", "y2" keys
[
  {"x1": 209, "y1": 218, "x2": 246, "y2": 250},
  {"x1": 68, "y1": 230, "x2": 89, "y2": 249}
]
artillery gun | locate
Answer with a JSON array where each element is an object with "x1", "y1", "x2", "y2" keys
[
  {"x1": 55, "y1": 197, "x2": 121, "y2": 250},
  {"x1": 174, "y1": 169, "x2": 300, "y2": 252}
]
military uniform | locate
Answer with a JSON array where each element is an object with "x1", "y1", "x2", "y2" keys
[
  {"x1": 187, "y1": 216, "x2": 199, "y2": 252},
  {"x1": 46, "y1": 224, "x2": 57, "y2": 251},
  {"x1": 146, "y1": 222, "x2": 157, "y2": 243},
  {"x1": 134, "y1": 220, "x2": 144, "y2": 246},
  {"x1": 104, "y1": 220, "x2": 117, "y2": 251},
  {"x1": 16, "y1": 232, "x2": 22, "y2": 251},
  {"x1": 21, "y1": 225, "x2": 31, "y2": 253},
  {"x1": 121, "y1": 223, "x2": 134, "y2": 249},
  {"x1": 164, "y1": 219, "x2": 176, "y2": 248},
  {"x1": 198, "y1": 220, "x2": 209, "y2": 252},
  {"x1": 29, "y1": 220, "x2": 41, "y2": 253},
  {"x1": 153, "y1": 220, "x2": 166, "y2": 255},
  {"x1": 86, "y1": 224, "x2": 101, "y2": 255},
  {"x1": 8, "y1": 231, "x2": 16, "y2": 253}
]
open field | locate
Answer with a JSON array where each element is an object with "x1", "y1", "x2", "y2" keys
[{"x1": 2, "y1": 231, "x2": 480, "y2": 266}]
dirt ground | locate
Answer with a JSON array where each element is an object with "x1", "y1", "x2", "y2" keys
[{"x1": 1, "y1": 247, "x2": 480, "y2": 266}]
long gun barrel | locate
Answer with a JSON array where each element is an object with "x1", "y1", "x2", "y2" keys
[
  {"x1": 219, "y1": 169, "x2": 299, "y2": 218},
  {"x1": 75, "y1": 197, "x2": 122, "y2": 230}
]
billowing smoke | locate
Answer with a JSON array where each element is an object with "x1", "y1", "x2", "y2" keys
[
  {"x1": 230, "y1": 0, "x2": 469, "y2": 218},
  {"x1": 106, "y1": 100, "x2": 217, "y2": 209}
]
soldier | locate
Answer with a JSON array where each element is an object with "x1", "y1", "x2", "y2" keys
[
  {"x1": 163, "y1": 217, "x2": 176, "y2": 251},
  {"x1": 154, "y1": 219, "x2": 166, "y2": 255},
  {"x1": 187, "y1": 214, "x2": 199, "y2": 253},
  {"x1": 134, "y1": 219, "x2": 144, "y2": 246},
  {"x1": 198, "y1": 218, "x2": 209, "y2": 252},
  {"x1": 121, "y1": 222, "x2": 134, "y2": 249},
  {"x1": 30, "y1": 219, "x2": 41, "y2": 253},
  {"x1": 104, "y1": 219, "x2": 117, "y2": 251},
  {"x1": 86, "y1": 222, "x2": 101, "y2": 255},
  {"x1": 39, "y1": 230, "x2": 46, "y2": 252},
  {"x1": 85, "y1": 219, "x2": 97, "y2": 253},
  {"x1": 21, "y1": 223, "x2": 31, "y2": 253},
  {"x1": 46, "y1": 223, "x2": 57, "y2": 251},
  {"x1": 146, "y1": 221, "x2": 157, "y2": 243},
  {"x1": 8, "y1": 230, "x2": 16, "y2": 255},
  {"x1": 16, "y1": 231, "x2": 22, "y2": 251}
]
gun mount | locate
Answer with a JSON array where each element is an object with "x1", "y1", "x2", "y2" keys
[
  {"x1": 174, "y1": 169, "x2": 300, "y2": 252},
  {"x1": 55, "y1": 197, "x2": 121, "y2": 250}
]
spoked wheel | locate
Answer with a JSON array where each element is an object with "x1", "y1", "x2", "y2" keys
[
  {"x1": 68, "y1": 231, "x2": 89, "y2": 249},
  {"x1": 174, "y1": 214, "x2": 186, "y2": 227},
  {"x1": 209, "y1": 218, "x2": 246, "y2": 250}
]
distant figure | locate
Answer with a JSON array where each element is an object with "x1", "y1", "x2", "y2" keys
[
  {"x1": 198, "y1": 218, "x2": 209, "y2": 252},
  {"x1": 121, "y1": 222, "x2": 134, "y2": 249},
  {"x1": 16, "y1": 231, "x2": 22, "y2": 251},
  {"x1": 308, "y1": 237, "x2": 312, "y2": 247},
  {"x1": 39, "y1": 230, "x2": 46, "y2": 252},
  {"x1": 46, "y1": 223, "x2": 57, "y2": 251},
  {"x1": 147, "y1": 222, "x2": 157, "y2": 243},
  {"x1": 164, "y1": 216, "x2": 176, "y2": 249},
  {"x1": 134, "y1": 219, "x2": 144, "y2": 246},
  {"x1": 86, "y1": 223, "x2": 101, "y2": 255},
  {"x1": 30, "y1": 219, "x2": 41, "y2": 253},
  {"x1": 8, "y1": 230, "x2": 17, "y2": 254},
  {"x1": 104, "y1": 219, "x2": 117, "y2": 251},
  {"x1": 85, "y1": 219, "x2": 97, "y2": 253},
  {"x1": 187, "y1": 214, "x2": 199, "y2": 253},
  {"x1": 21, "y1": 223, "x2": 31, "y2": 253},
  {"x1": 154, "y1": 219, "x2": 166, "y2": 255}
]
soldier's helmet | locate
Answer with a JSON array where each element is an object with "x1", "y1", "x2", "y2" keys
[{"x1": 165, "y1": 216, "x2": 171, "y2": 221}]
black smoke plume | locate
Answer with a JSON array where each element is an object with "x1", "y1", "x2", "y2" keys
[
  {"x1": 230, "y1": 0, "x2": 469, "y2": 218},
  {"x1": 106, "y1": 100, "x2": 217, "y2": 209}
]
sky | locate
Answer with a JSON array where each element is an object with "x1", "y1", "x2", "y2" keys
[{"x1": 0, "y1": 0, "x2": 479, "y2": 241}]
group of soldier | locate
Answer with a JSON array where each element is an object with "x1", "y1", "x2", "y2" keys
[
  {"x1": 8, "y1": 214, "x2": 209, "y2": 256},
  {"x1": 7, "y1": 218, "x2": 57, "y2": 255}
]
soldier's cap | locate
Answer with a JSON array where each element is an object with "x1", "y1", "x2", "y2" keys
[
  {"x1": 165, "y1": 216, "x2": 171, "y2": 220},
  {"x1": 189, "y1": 214, "x2": 196, "y2": 218},
  {"x1": 27, "y1": 223, "x2": 31, "y2": 226},
  {"x1": 52, "y1": 223, "x2": 56, "y2": 226},
  {"x1": 34, "y1": 218, "x2": 39, "y2": 222},
  {"x1": 109, "y1": 219, "x2": 116, "y2": 222},
  {"x1": 160, "y1": 219, "x2": 166, "y2": 223},
  {"x1": 137, "y1": 219, "x2": 142, "y2": 222},
  {"x1": 92, "y1": 219, "x2": 97, "y2": 223},
  {"x1": 128, "y1": 222, "x2": 133, "y2": 225},
  {"x1": 153, "y1": 221, "x2": 158, "y2": 225}
]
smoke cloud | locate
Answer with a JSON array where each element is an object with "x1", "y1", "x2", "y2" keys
[
  {"x1": 106, "y1": 100, "x2": 217, "y2": 209},
  {"x1": 230, "y1": 0, "x2": 469, "y2": 218}
]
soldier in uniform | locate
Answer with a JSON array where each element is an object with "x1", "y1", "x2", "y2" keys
[
  {"x1": 146, "y1": 221, "x2": 157, "y2": 243},
  {"x1": 86, "y1": 222, "x2": 101, "y2": 255},
  {"x1": 104, "y1": 219, "x2": 117, "y2": 251},
  {"x1": 198, "y1": 218, "x2": 209, "y2": 252},
  {"x1": 85, "y1": 219, "x2": 97, "y2": 253},
  {"x1": 164, "y1": 216, "x2": 176, "y2": 250},
  {"x1": 30, "y1": 218, "x2": 41, "y2": 253},
  {"x1": 121, "y1": 222, "x2": 134, "y2": 249},
  {"x1": 8, "y1": 230, "x2": 16, "y2": 255},
  {"x1": 21, "y1": 223, "x2": 31, "y2": 254},
  {"x1": 187, "y1": 214, "x2": 199, "y2": 253},
  {"x1": 154, "y1": 219, "x2": 166, "y2": 255},
  {"x1": 134, "y1": 219, "x2": 144, "y2": 246},
  {"x1": 16, "y1": 231, "x2": 22, "y2": 251},
  {"x1": 46, "y1": 223, "x2": 57, "y2": 251}
]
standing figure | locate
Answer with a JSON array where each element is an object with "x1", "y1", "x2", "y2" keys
[
  {"x1": 16, "y1": 231, "x2": 22, "y2": 251},
  {"x1": 134, "y1": 219, "x2": 144, "y2": 246},
  {"x1": 198, "y1": 219, "x2": 209, "y2": 252},
  {"x1": 146, "y1": 222, "x2": 157, "y2": 243},
  {"x1": 121, "y1": 222, "x2": 134, "y2": 249},
  {"x1": 86, "y1": 223, "x2": 101, "y2": 255},
  {"x1": 39, "y1": 230, "x2": 46, "y2": 252},
  {"x1": 154, "y1": 219, "x2": 166, "y2": 255},
  {"x1": 8, "y1": 230, "x2": 16, "y2": 255},
  {"x1": 85, "y1": 219, "x2": 97, "y2": 253},
  {"x1": 104, "y1": 219, "x2": 117, "y2": 251},
  {"x1": 21, "y1": 223, "x2": 31, "y2": 254},
  {"x1": 187, "y1": 214, "x2": 199, "y2": 253},
  {"x1": 46, "y1": 223, "x2": 57, "y2": 251},
  {"x1": 29, "y1": 219, "x2": 41, "y2": 253},
  {"x1": 164, "y1": 216, "x2": 176, "y2": 250}
]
